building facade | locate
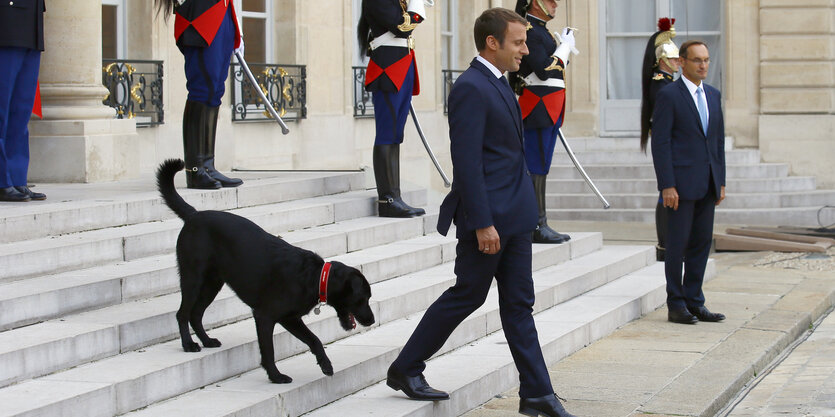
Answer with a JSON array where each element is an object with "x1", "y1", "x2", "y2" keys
[{"x1": 28, "y1": 0, "x2": 835, "y2": 193}]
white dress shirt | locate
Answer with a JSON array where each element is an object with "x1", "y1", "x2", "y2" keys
[
  {"x1": 681, "y1": 75, "x2": 709, "y2": 127},
  {"x1": 476, "y1": 55, "x2": 503, "y2": 79}
]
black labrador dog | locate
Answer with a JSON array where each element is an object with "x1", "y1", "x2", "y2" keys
[{"x1": 156, "y1": 159, "x2": 375, "y2": 383}]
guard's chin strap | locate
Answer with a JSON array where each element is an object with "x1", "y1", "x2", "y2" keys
[
  {"x1": 535, "y1": 0, "x2": 553, "y2": 18},
  {"x1": 314, "y1": 262, "x2": 331, "y2": 315}
]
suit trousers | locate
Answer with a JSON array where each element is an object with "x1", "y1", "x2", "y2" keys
[
  {"x1": 664, "y1": 190, "x2": 716, "y2": 310},
  {"x1": 0, "y1": 46, "x2": 40, "y2": 188},
  {"x1": 391, "y1": 231, "x2": 554, "y2": 398}
]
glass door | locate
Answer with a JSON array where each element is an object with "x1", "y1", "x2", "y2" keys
[{"x1": 599, "y1": 0, "x2": 722, "y2": 135}]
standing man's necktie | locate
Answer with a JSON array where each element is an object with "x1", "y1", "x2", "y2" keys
[{"x1": 696, "y1": 87, "x2": 708, "y2": 135}]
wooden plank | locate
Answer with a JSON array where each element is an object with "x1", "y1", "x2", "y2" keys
[{"x1": 714, "y1": 233, "x2": 828, "y2": 253}]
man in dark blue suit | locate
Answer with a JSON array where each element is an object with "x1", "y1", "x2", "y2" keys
[
  {"x1": 651, "y1": 40, "x2": 726, "y2": 325},
  {"x1": 386, "y1": 8, "x2": 576, "y2": 417},
  {"x1": 0, "y1": 0, "x2": 47, "y2": 202}
]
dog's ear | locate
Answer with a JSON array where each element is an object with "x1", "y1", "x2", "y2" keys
[{"x1": 351, "y1": 270, "x2": 370, "y2": 295}]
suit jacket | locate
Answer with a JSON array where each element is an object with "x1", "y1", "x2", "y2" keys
[
  {"x1": 437, "y1": 58, "x2": 538, "y2": 238},
  {"x1": 0, "y1": 0, "x2": 45, "y2": 51},
  {"x1": 651, "y1": 78, "x2": 726, "y2": 201}
]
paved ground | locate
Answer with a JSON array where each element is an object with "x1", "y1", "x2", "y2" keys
[{"x1": 463, "y1": 220, "x2": 835, "y2": 417}]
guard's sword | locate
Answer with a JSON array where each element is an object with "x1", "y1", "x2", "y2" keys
[
  {"x1": 558, "y1": 128, "x2": 610, "y2": 209},
  {"x1": 234, "y1": 51, "x2": 290, "y2": 135},
  {"x1": 410, "y1": 105, "x2": 451, "y2": 187}
]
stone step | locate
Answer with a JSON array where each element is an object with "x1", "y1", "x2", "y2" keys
[
  {"x1": 551, "y1": 149, "x2": 761, "y2": 165},
  {"x1": 118, "y1": 243, "x2": 652, "y2": 417},
  {"x1": 547, "y1": 190, "x2": 835, "y2": 210},
  {"x1": 547, "y1": 176, "x2": 817, "y2": 194},
  {"x1": 0, "y1": 213, "x2": 437, "y2": 333},
  {"x1": 0, "y1": 188, "x2": 425, "y2": 283},
  {"x1": 548, "y1": 206, "x2": 835, "y2": 227},
  {"x1": 0, "y1": 226, "x2": 463, "y2": 389},
  {"x1": 560, "y1": 136, "x2": 734, "y2": 152},
  {"x1": 0, "y1": 171, "x2": 366, "y2": 244},
  {"x1": 0, "y1": 234, "x2": 604, "y2": 417},
  {"x1": 547, "y1": 163, "x2": 790, "y2": 180}
]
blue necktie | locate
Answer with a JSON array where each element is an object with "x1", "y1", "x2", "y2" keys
[{"x1": 696, "y1": 87, "x2": 708, "y2": 135}]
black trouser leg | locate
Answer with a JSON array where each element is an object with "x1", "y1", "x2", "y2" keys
[
  {"x1": 373, "y1": 144, "x2": 425, "y2": 218},
  {"x1": 183, "y1": 100, "x2": 221, "y2": 189},
  {"x1": 655, "y1": 200, "x2": 668, "y2": 261},
  {"x1": 531, "y1": 174, "x2": 570, "y2": 244}
]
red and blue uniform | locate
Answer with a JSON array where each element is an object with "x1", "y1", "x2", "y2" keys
[{"x1": 174, "y1": 0, "x2": 241, "y2": 106}]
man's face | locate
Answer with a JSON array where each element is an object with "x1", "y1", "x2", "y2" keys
[
  {"x1": 680, "y1": 44, "x2": 709, "y2": 83},
  {"x1": 494, "y1": 21, "x2": 529, "y2": 73}
]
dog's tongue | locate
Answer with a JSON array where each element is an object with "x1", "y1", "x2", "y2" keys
[{"x1": 350, "y1": 314, "x2": 356, "y2": 329}]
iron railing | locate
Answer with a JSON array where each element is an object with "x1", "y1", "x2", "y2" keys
[
  {"x1": 352, "y1": 66, "x2": 374, "y2": 118},
  {"x1": 442, "y1": 69, "x2": 464, "y2": 115},
  {"x1": 102, "y1": 59, "x2": 164, "y2": 127},
  {"x1": 230, "y1": 62, "x2": 306, "y2": 122}
]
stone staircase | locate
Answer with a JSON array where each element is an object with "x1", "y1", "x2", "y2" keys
[
  {"x1": 0, "y1": 169, "x2": 701, "y2": 417},
  {"x1": 548, "y1": 137, "x2": 835, "y2": 227}
]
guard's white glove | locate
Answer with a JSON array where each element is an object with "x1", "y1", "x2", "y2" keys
[
  {"x1": 234, "y1": 38, "x2": 245, "y2": 58},
  {"x1": 555, "y1": 27, "x2": 579, "y2": 57},
  {"x1": 407, "y1": 0, "x2": 427, "y2": 22}
]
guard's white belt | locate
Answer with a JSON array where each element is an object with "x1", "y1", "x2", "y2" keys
[
  {"x1": 523, "y1": 74, "x2": 565, "y2": 88},
  {"x1": 370, "y1": 32, "x2": 410, "y2": 50}
]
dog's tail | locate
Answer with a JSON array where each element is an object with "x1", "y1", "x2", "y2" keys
[{"x1": 156, "y1": 158, "x2": 197, "y2": 220}]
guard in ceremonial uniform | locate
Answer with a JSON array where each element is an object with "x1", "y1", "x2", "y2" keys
[
  {"x1": 510, "y1": 0, "x2": 576, "y2": 244},
  {"x1": 640, "y1": 18, "x2": 679, "y2": 261},
  {"x1": 358, "y1": 0, "x2": 428, "y2": 218},
  {"x1": 0, "y1": 0, "x2": 47, "y2": 202},
  {"x1": 155, "y1": 0, "x2": 243, "y2": 189}
]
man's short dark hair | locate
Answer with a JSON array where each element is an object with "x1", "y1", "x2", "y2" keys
[
  {"x1": 679, "y1": 40, "x2": 708, "y2": 59},
  {"x1": 474, "y1": 8, "x2": 528, "y2": 51}
]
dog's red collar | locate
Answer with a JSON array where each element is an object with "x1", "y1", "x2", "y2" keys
[{"x1": 319, "y1": 262, "x2": 331, "y2": 303}]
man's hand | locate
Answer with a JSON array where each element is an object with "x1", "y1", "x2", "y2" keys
[
  {"x1": 476, "y1": 226, "x2": 500, "y2": 255},
  {"x1": 662, "y1": 187, "x2": 679, "y2": 211},
  {"x1": 716, "y1": 186, "x2": 726, "y2": 206}
]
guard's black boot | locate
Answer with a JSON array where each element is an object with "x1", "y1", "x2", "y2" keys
[
  {"x1": 519, "y1": 394, "x2": 577, "y2": 417},
  {"x1": 655, "y1": 201, "x2": 667, "y2": 261},
  {"x1": 183, "y1": 100, "x2": 221, "y2": 189},
  {"x1": 373, "y1": 144, "x2": 425, "y2": 218},
  {"x1": 531, "y1": 174, "x2": 570, "y2": 244},
  {"x1": 203, "y1": 104, "x2": 243, "y2": 187}
]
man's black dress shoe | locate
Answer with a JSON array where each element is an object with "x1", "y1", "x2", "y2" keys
[
  {"x1": 15, "y1": 186, "x2": 46, "y2": 201},
  {"x1": 668, "y1": 308, "x2": 698, "y2": 324},
  {"x1": 0, "y1": 187, "x2": 30, "y2": 202},
  {"x1": 386, "y1": 366, "x2": 449, "y2": 401},
  {"x1": 689, "y1": 306, "x2": 725, "y2": 322},
  {"x1": 519, "y1": 394, "x2": 577, "y2": 417}
]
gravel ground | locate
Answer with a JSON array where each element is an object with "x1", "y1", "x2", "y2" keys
[{"x1": 751, "y1": 246, "x2": 835, "y2": 272}]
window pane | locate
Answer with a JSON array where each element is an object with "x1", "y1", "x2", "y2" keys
[
  {"x1": 243, "y1": 17, "x2": 266, "y2": 63},
  {"x1": 606, "y1": 37, "x2": 646, "y2": 100},
  {"x1": 606, "y1": 0, "x2": 655, "y2": 32},
  {"x1": 102, "y1": 5, "x2": 118, "y2": 59},
  {"x1": 671, "y1": 0, "x2": 721, "y2": 32},
  {"x1": 242, "y1": 0, "x2": 265, "y2": 13}
]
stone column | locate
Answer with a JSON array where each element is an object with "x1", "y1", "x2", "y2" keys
[
  {"x1": 28, "y1": 0, "x2": 138, "y2": 183},
  {"x1": 758, "y1": 0, "x2": 835, "y2": 188}
]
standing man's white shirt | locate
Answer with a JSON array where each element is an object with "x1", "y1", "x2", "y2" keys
[{"x1": 681, "y1": 75, "x2": 709, "y2": 126}]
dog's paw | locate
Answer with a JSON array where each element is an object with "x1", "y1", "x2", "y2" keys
[
  {"x1": 319, "y1": 359, "x2": 334, "y2": 376},
  {"x1": 182, "y1": 342, "x2": 202, "y2": 352},
  {"x1": 269, "y1": 372, "x2": 293, "y2": 384},
  {"x1": 203, "y1": 338, "x2": 222, "y2": 348}
]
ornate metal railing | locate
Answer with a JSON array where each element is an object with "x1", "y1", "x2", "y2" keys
[
  {"x1": 352, "y1": 66, "x2": 374, "y2": 118},
  {"x1": 442, "y1": 69, "x2": 464, "y2": 115},
  {"x1": 230, "y1": 62, "x2": 306, "y2": 122},
  {"x1": 102, "y1": 59, "x2": 164, "y2": 127}
]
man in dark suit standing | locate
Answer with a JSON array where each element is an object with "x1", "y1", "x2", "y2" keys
[
  {"x1": 0, "y1": 0, "x2": 47, "y2": 202},
  {"x1": 651, "y1": 40, "x2": 726, "y2": 325},
  {"x1": 386, "y1": 8, "x2": 576, "y2": 417}
]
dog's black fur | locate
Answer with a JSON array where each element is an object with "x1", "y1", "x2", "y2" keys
[{"x1": 156, "y1": 159, "x2": 375, "y2": 383}]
